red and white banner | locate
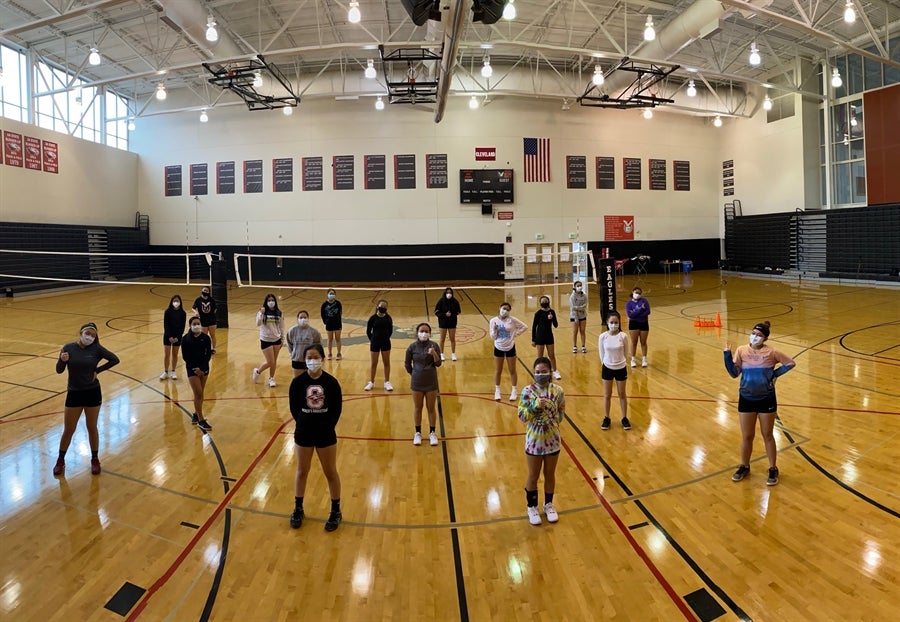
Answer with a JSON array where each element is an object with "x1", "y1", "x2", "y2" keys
[
  {"x1": 497, "y1": 211, "x2": 514, "y2": 220},
  {"x1": 475, "y1": 147, "x2": 496, "y2": 161},
  {"x1": 3, "y1": 131, "x2": 23, "y2": 167},
  {"x1": 42, "y1": 140, "x2": 59, "y2": 173},
  {"x1": 604, "y1": 215, "x2": 635, "y2": 241},
  {"x1": 24, "y1": 136, "x2": 42, "y2": 170}
]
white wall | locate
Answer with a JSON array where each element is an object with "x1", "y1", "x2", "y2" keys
[
  {"x1": 0, "y1": 117, "x2": 138, "y2": 227},
  {"x1": 133, "y1": 95, "x2": 724, "y2": 247}
]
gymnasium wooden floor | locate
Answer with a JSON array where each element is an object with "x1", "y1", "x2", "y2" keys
[{"x1": 1, "y1": 271, "x2": 898, "y2": 621}]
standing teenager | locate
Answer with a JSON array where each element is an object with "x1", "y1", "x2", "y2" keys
[
  {"x1": 532, "y1": 294, "x2": 561, "y2": 379},
  {"x1": 598, "y1": 311, "x2": 630, "y2": 431},
  {"x1": 191, "y1": 286, "x2": 218, "y2": 354},
  {"x1": 182, "y1": 316, "x2": 213, "y2": 431},
  {"x1": 364, "y1": 299, "x2": 393, "y2": 391},
  {"x1": 569, "y1": 281, "x2": 588, "y2": 353},
  {"x1": 253, "y1": 293, "x2": 285, "y2": 387},
  {"x1": 625, "y1": 286, "x2": 651, "y2": 368},
  {"x1": 286, "y1": 310, "x2": 322, "y2": 378},
  {"x1": 489, "y1": 302, "x2": 528, "y2": 401},
  {"x1": 161, "y1": 294, "x2": 186, "y2": 380},
  {"x1": 434, "y1": 287, "x2": 461, "y2": 361},
  {"x1": 405, "y1": 322, "x2": 442, "y2": 446},
  {"x1": 320, "y1": 288, "x2": 343, "y2": 360}
]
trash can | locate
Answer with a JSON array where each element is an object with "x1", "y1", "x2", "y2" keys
[{"x1": 683, "y1": 260, "x2": 693, "y2": 273}]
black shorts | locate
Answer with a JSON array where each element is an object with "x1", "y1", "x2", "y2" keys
[
  {"x1": 738, "y1": 395, "x2": 777, "y2": 414},
  {"x1": 494, "y1": 345, "x2": 517, "y2": 358},
  {"x1": 260, "y1": 339, "x2": 282, "y2": 350},
  {"x1": 370, "y1": 340, "x2": 391, "y2": 353},
  {"x1": 628, "y1": 320, "x2": 650, "y2": 332},
  {"x1": 525, "y1": 449, "x2": 561, "y2": 457},
  {"x1": 186, "y1": 366, "x2": 210, "y2": 378},
  {"x1": 601, "y1": 364, "x2": 628, "y2": 381},
  {"x1": 324, "y1": 320, "x2": 342, "y2": 332},
  {"x1": 533, "y1": 337, "x2": 554, "y2": 346},
  {"x1": 295, "y1": 431, "x2": 337, "y2": 448},
  {"x1": 163, "y1": 334, "x2": 182, "y2": 346},
  {"x1": 199, "y1": 316, "x2": 216, "y2": 328},
  {"x1": 570, "y1": 316, "x2": 586, "y2": 323},
  {"x1": 65, "y1": 386, "x2": 102, "y2": 408},
  {"x1": 292, "y1": 360, "x2": 307, "y2": 370},
  {"x1": 437, "y1": 317, "x2": 458, "y2": 329}
]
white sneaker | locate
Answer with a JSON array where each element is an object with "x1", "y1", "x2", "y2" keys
[
  {"x1": 509, "y1": 388, "x2": 517, "y2": 401},
  {"x1": 252, "y1": 368, "x2": 260, "y2": 383},
  {"x1": 159, "y1": 371, "x2": 169, "y2": 380},
  {"x1": 384, "y1": 381, "x2": 393, "y2": 391},
  {"x1": 494, "y1": 387, "x2": 501, "y2": 401},
  {"x1": 451, "y1": 353, "x2": 457, "y2": 361},
  {"x1": 642, "y1": 356, "x2": 649, "y2": 368},
  {"x1": 527, "y1": 506, "x2": 542, "y2": 526},
  {"x1": 440, "y1": 353, "x2": 446, "y2": 361},
  {"x1": 267, "y1": 377, "x2": 276, "y2": 387},
  {"x1": 364, "y1": 381, "x2": 374, "y2": 391},
  {"x1": 413, "y1": 432, "x2": 422, "y2": 446},
  {"x1": 630, "y1": 357, "x2": 637, "y2": 368},
  {"x1": 429, "y1": 431, "x2": 439, "y2": 446},
  {"x1": 552, "y1": 370, "x2": 561, "y2": 380},
  {"x1": 169, "y1": 370, "x2": 177, "y2": 380},
  {"x1": 544, "y1": 502, "x2": 559, "y2": 523}
]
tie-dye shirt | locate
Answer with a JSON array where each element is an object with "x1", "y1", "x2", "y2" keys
[
  {"x1": 518, "y1": 383, "x2": 566, "y2": 455},
  {"x1": 724, "y1": 344, "x2": 795, "y2": 400}
]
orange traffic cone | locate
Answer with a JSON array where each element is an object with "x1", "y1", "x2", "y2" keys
[
  {"x1": 714, "y1": 311, "x2": 722, "y2": 328},
  {"x1": 694, "y1": 316, "x2": 701, "y2": 327}
]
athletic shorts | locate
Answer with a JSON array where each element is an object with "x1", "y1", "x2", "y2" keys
[
  {"x1": 628, "y1": 320, "x2": 650, "y2": 332},
  {"x1": 370, "y1": 340, "x2": 391, "y2": 353},
  {"x1": 437, "y1": 316, "x2": 458, "y2": 329},
  {"x1": 199, "y1": 315, "x2": 216, "y2": 328},
  {"x1": 163, "y1": 334, "x2": 182, "y2": 346},
  {"x1": 533, "y1": 336, "x2": 554, "y2": 346},
  {"x1": 324, "y1": 319, "x2": 342, "y2": 332},
  {"x1": 65, "y1": 386, "x2": 102, "y2": 408},
  {"x1": 601, "y1": 364, "x2": 628, "y2": 381},
  {"x1": 494, "y1": 345, "x2": 517, "y2": 358},
  {"x1": 738, "y1": 395, "x2": 777, "y2": 414},
  {"x1": 294, "y1": 430, "x2": 337, "y2": 448},
  {"x1": 570, "y1": 316, "x2": 586, "y2": 323},
  {"x1": 525, "y1": 448, "x2": 560, "y2": 457},
  {"x1": 291, "y1": 360, "x2": 307, "y2": 370},
  {"x1": 260, "y1": 339, "x2": 282, "y2": 350},
  {"x1": 186, "y1": 366, "x2": 210, "y2": 378}
]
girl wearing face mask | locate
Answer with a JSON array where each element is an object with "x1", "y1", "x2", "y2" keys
[
  {"x1": 433, "y1": 287, "x2": 462, "y2": 361},
  {"x1": 532, "y1": 295, "x2": 561, "y2": 380},
  {"x1": 364, "y1": 299, "x2": 394, "y2": 391},
  {"x1": 191, "y1": 286, "x2": 218, "y2": 354},
  {"x1": 289, "y1": 343, "x2": 343, "y2": 532},
  {"x1": 518, "y1": 356, "x2": 566, "y2": 526},
  {"x1": 182, "y1": 316, "x2": 213, "y2": 431},
  {"x1": 569, "y1": 281, "x2": 588, "y2": 353},
  {"x1": 598, "y1": 311, "x2": 630, "y2": 431},
  {"x1": 320, "y1": 288, "x2": 343, "y2": 360},
  {"x1": 490, "y1": 302, "x2": 528, "y2": 401},
  {"x1": 253, "y1": 294, "x2": 286, "y2": 387},
  {"x1": 53, "y1": 322, "x2": 120, "y2": 476},
  {"x1": 161, "y1": 294, "x2": 186, "y2": 380},
  {"x1": 404, "y1": 322, "x2": 443, "y2": 446},
  {"x1": 625, "y1": 287, "x2": 651, "y2": 368},
  {"x1": 724, "y1": 321, "x2": 796, "y2": 486},
  {"x1": 286, "y1": 310, "x2": 323, "y2": 378}
]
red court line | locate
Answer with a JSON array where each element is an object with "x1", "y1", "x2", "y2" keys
[
  {"x1": 561, "y1": 438, "x2": 700, "y2": 622},
  {"x1": 125, "y1": 417, "x2": 293, "y2": 621}
]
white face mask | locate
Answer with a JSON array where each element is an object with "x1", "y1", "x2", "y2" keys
[
  {"x1": 297, "y1": 317, "x2": 308, "y2": 327},
  {"x1": 749, "y1": 334, "x2": 764, "y2": 346},
  {"x1": 418, "y1": 331, "x2": 430, "y2": 342},
  {"x1": 445, "y1": 293, "x2": 452, "y2": 299},
  {"x1": 327, "y1": 293, "x2": 335, "y2": 300},
  {"x1": 191, "y1": 324, "x2": 202, "y2": 334},
  {"x1": 267, "y1": 300, "x2": 276, "y2": 309},
  {"x1": 305, "y1": 359, "x2": 322, "y2": 373},
  {"x1": 80, "y1": 333, "x2": 95, "y2": 346},
  {"x1": 632, "y1": 293, "x2": 640, "y2": 300},
  {"x1": 575, "y1": 286, "x2": 583, "y2": 292},
  {"x1": 499, "y1": 308, "x2": 509, "y2": 318},
  {"x1": 172, "y1": 301, "x2": 181, "y2": 309},
  {"x1": 608, "y1": 322, "x2": 619, "y2": 331}
]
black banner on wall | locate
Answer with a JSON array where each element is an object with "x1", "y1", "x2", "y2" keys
[
  {"x1": 244, "y1": 160, "x2": 263, "y2": 193},
  {"x1": 394, "y1": 154, "x2": 416, "y2": 189},
  {"x1": 217, "y1": 161, "x2": 235, "y2": 194},
  {"x1": 674, "y1": 160, "x2": 691, "y2": 191},
  {"x1": 333, "y1": 155, "x2": 354, "y2": 190},
  {"x1": 273, "y1": 158, "x2": 294, "y2": 192},
  {"x1": 597, "y1": 258, "x2": 617, "y2": 324},
  {"x1": 623, "y1": 158, "x2": 642, "y2": 190},
  {"x1": 164, "y1": 165, "x2": 182, "y2": 197},
  {"x1": 649, "y1": 159, "x2": 666, "y2": 190},
  {"x1": 302, "y1": 157, "x2": 322, "y2": 191},
  {"x1": 596, "y1": 157, "x2": 615, "y2": 189},
  {"x1": 190, "y1": 163, "x2": 208, "y2": 196},
  {"x1": 365, "y1": 155, "x2": 386, "y2": 189},
  {"x1": 566, "y1": 156, "x2": 587, "y2": 189},
  {"x1": 426, "y1": 153, "x2": 448, "y2": 188}
]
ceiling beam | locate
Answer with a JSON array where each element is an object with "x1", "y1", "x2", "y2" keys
[{"x1": 0, "y1": 0, "x2": 131, "y2": 38}]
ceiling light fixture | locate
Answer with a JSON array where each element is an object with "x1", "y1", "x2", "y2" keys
[
  {"x1": 481, "y1": 57, "x2": 492, "y2": 78},
  {"x1": 503, "y1": 1, "x2": 516, "y2": 21},
  {"x1": 643, "y1": 107, "x2": 653, "y2": 119},
  {"x1": 205, "y1": 16, "x2": 218, "y2": 42},
  {"x1": 127, "y1": 118, "x2": 136, "y2": 131},
  {"x1": 713, "y1": 115, "x2": 723, "y2": 127},
  {"x1": 686, "y1": 79, "x2": 696, "y2": 97},
  {"x1": 375, "y1": 96, "x2": 385, "y2": 110},
  {"x1": 831, "y1": 67, "x2": 843, "y2": 88},
  {"x1": 844, "y1": 1, "x2": 857, "y2": 24},
  {"x1": 469, "y1": 95, "x2": 479, "y2": 110},
  {"x1": 748, "y1": 42, "x2": 761, "y2": 66},
  {"x1": 561, "y1": 99, "x2": 570, "y2": 111},
  {"x1": 155, "y1": 83, "x2": 167, "y2": 101},
  {"x1": 763, "y1": 94, "x2": 773, "y2": 111},
  {"x1": 283, "y1": 105, "x2": 293, "y2": 116},
  {"x1": 644, "y1": 16, "x2": 656, "y2": 41},
  {"x1": 88, "y1": 47, "x2": 101, "y2": 66},
  {"x1": 348, "y1": 1, "x2": 361, "y2": 24},
  {"x1": 200, "y1": 109, "x2": 209, "y2": 123},
  {"x1": 253, "y1": 72, "x2": 263, "y2": 88},
  {"x1": 592, "y1": 65, "x2": 604, "y2": 86},
  {"x1": 364, "y1": 59, "x2": 376, "y2": 79}
]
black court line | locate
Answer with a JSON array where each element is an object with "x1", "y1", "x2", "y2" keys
[
  {"x1": 180, "y1": 521, "x2": 200, "y2": 529},
  {"x1": 628, "y1": 521, "x2": 649, "y2": 530},
  {"x1": 0, "y1": 379, "x2": 62, "y2": 393}
]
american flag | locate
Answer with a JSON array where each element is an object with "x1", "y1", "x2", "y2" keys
[{"x1": 523, "y1": 137, "x2": 551, "y2": 182}]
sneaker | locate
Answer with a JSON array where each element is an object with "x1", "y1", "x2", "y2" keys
[
  {"x1": 336, "y1": 353, "x2": 342, "y2": 360},
  {"x1": 552, "y1": 370, "x2": 561, "y2": 380},
  {"x1": 191, "y1": 413, "x2": 199, "y2": 425},
  {"x1": 268, "y1": 377, "x2": 277, "y2": 387},
  {"x1": 169, "y1": 370, "x2": 177, "y2": 380},
  {"x1": 732, "y1": 465, "x2": 750, "y2": 482},
  {"x1": 429, "y1": 431, "x2": 439, "y2": 446},
  {"x1": 543, "y1": 502, "x2": 559, "y2": 523},
  {"x1": 494, "y1": 388, "x2": 501, "y2": 401},
  {"x1": 601, "y1": 417, "x2": 611, "y2": 431},
  {"x1": 384, "y1": 381, "x2": 393, "y2": 392},
  {"x1": 364, "y1": 381, "x2": 374, "y2": 391},
  {"x1": 630, "y1": 357, "x2": 637, "y2": 368},
  {"x1": 527, "y1": 506, "x2": 542, "y2": 526},
  {"x1": 324, "y1": 511, "x2": 342, "y2": 532},
  {"x1": 413, "y1": 432, "x2": 422, "y2": 446},
  {"x1": 440, "y1": 353, "x2": 446, "y2": 361},
  {"x1": 252, "y1": 368, "x2": 260, "y2": 383},
  {"x1": 767, "y1": 467, "x2": 779, "y2": 486},
  {"x1": 642, "y1": 357, "x2": 648, "y2": 368},
  {"x1": 509, "y1": 389, "x2": 517, "y2": 401},
  {"x1": 621, "y1": 417, "x2": 632, "y2": 430},
  {"x1": 159, "y1": 371, "x2": 169, "y2": 380},
  {"x1": 52, "y1": 458, "x2": 65, "y2": 476},
  {"x1": 210, "y1": 348, "x2": 216, "y2": 355},
  {"x1": 573, "y1": 346, "x2": 577, "y2": 353},
  {"x1": 90, "y1": 458, "x2": 101, "y2": 475},
  {"x1": 327, "y1": 353, "x2": 333, "y2": 360},
  {"x1": 289, "y1": 508, "x2": 304, "y2": 529},
  {"x1": 198, "y1": 419, "x2": 213, "y2": 432},
  {"x1": 451, "y1": 353, "x2": 457, "y2": 361},
  {"x1": 581, "y1": 347, "x2": 587, "y2": 353}
]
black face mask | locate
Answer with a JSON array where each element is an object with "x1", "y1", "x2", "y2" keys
[
  {"x1": 541, "y1": 302, "x2": 550, "y2": 309},
  {"x1": 377, "y1": 307, "x2": 387, "y2": 314},
  {"x1": 201, "y1": 292, "x2": 210, "y2": 298}
]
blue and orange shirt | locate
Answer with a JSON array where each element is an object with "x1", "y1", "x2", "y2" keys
[{"x1": 724, "y1": 344, "x2": 795, "y2": 400}]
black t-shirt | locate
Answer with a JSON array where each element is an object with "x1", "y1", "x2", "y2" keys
[
  {"x1": 181, "y1": 331, "x2": 212, "y2": 370},
  {"x1": 289, "y1": 370, "x2": 343, "y2": 438},
  {"x1": 192, "y1": 295, "x2": 217, "y2": 320},
  {"x1": 164, "y1": 306, "x2": 187, "y2": 336}
]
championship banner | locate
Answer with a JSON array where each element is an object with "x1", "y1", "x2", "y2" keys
[
  {"x1": 604, "y1": 215, "x2": 634, "y2": 240},
  {"x1": 597, "y1": 257, "x2": 617, "y2": 324}
]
